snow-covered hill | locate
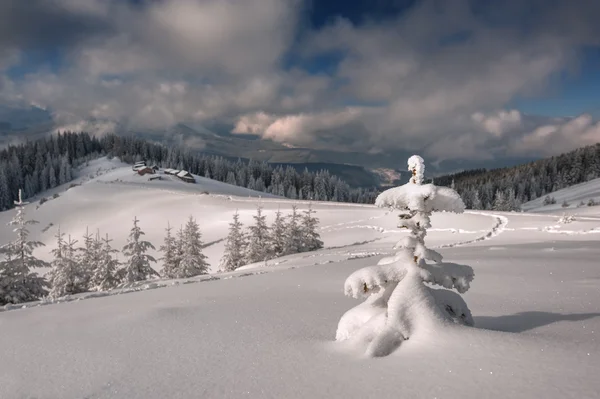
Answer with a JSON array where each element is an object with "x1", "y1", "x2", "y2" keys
[
  {"x1": 1, "y1": 159, "x2": 599, "y2": 398},
  {"x1": 522, "y1": 177, "x2": 600, "y2": 213}
]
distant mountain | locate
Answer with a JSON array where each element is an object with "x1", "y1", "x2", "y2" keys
[{"x1": 0, "y1": 106, "x2": 539, "y2": 187}]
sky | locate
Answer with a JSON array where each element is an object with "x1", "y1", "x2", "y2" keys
[{"x1": 1, "y1": 0, "x2": 600, "y2": 163}]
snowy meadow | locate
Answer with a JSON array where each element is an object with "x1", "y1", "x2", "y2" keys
[{"x1": 1, "y1": 158, "x2": 599, "y2": 398}]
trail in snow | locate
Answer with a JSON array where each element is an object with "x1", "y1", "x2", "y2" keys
[{"x1": 437, "y1": 212, "x2": 508, "y2": 248}]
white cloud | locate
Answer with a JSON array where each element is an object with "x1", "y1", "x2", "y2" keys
[
  {"x1": 471, "y1": 110, "x2": 523, "y2": 137},
  {"x1": 1, "y1": 0, "x2": 600, "y2": 163},
  {"x1": 512, "y1": 114, "x2": 600, "y2": 156},
  {"x1": 233, "y1": 108, "x2": 368, "y2": 147}
]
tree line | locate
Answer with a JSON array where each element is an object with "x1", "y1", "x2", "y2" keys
[
  {"x1": 219, "y1": 205, "x2": 323, "y2": 272},
  {"x1": 0, "y1": 191, "x2": 323, "y2": 306},
  {"x1": 435, "y1": 143, "x2": 600, "y2": 210},
  {"x1": 0, "y1": 131, "x2": 378, "y2": 212}
]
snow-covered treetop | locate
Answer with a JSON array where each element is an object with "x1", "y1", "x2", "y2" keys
[
  {"x1": 375, "y1": 156, "x2": 465, "y2": 213},
  {"x1": 408, "y1": 155, "x2": 425, "y2": 185}
]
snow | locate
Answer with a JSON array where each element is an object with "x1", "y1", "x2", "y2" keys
[
  {"x1": 375, "y1": 183, "x2": 465, "y2": 213},
  {"x1": 523, "y1": 177, "x2": 600, "y2": 212},
  {"x1": 1, "y1": 157, "x2": 600, "y2": 398}
]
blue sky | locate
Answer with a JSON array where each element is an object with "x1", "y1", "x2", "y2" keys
[
  {"x1": 513, "y1": 48, "x2": 600, "y2": 118},
  {"x1": 1, "y1": 0, "x2": 600, "y2": 162}
]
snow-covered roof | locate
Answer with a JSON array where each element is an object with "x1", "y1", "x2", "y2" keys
[
  {"x1": 375, "y1": 183, "x2": 464, "y2": 213},
  {"x1": 177, "y1": 170, "x2": 192, "y2": 177}
]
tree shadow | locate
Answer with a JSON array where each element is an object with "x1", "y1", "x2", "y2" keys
[{"x1": 474, "y1": 311, "x2": 600, "y2": 333}]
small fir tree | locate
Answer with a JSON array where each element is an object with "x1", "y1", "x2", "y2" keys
[
  {"x1": 246, "y1": 206, "x2": 271, "y2": 263},
  {"x1": 76, "y1": 227, "x2": 95, "y2": 291},
  {"x1": 0, "y1": 190, "x2": 49, "y2": 305},
  {"x1": 48, "y1": 233, "x2": 81, "y2": 299},
  {"x1": 269, "y1": 208, "x2": 287, "y2": 258},
  {"x1": 300, "y1": 203, "x2": 323, "y2": 252},
  {"x1": 336, "y1": 156, "x2": 474, "y2": 357},
  {"x1": 90, "y1": 233, "x2": 120, "y2": 291},
  {"x1": 176, "y1": 216, "x2": 209, "y2": 278},
  {"x1": 219, "y1": 211, "x2": 248, "y2": 272},
  {"x1": 283, "y1": 205, "x2": 303, "y2": 255},
  {"x1": 122, "y1": 217, "x2": 158, "y2": 283},
  {"x1": 159, "y1": 223, "x2": 179, "y2": 278}
]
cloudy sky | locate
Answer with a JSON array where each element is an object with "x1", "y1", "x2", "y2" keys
[{"x1": 1, "y1": 0, "x2": 600, "y2": 162}]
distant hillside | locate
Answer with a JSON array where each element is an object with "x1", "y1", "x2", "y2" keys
[
  {"x1": 436, "y1": 142, "x2": 600, "y2": 211},
  {"x1": 522, "y1": 178, "x2": 600, "y2": 212},
  {"x1": 269, "y1": 162, "x2": 379, "y2": 188}
]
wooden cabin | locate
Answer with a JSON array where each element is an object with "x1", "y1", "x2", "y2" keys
[
  {"x1": 176, "y1": 170, "x2": 195, "y2": 183},
  {"x1": 133, "y1": 161, "x2": 147, "y2": 171},
  {"x1": 137, "y1": 166, "x2": 155, "y2": 176}
]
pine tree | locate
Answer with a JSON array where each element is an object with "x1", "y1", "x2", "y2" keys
[
  {"x1": 337, "y1": 156, "x2": 473, "y2": 357},
  {"x1": 0, "y1": 190, "x2": 49, "y2": 305},
  {"x1": 76, "y1": 227, "x2": 95, "y2": 291},
  {"x1": 269, "y1": 208, "x2": 287, "y2": 258},
  {"x1": 90, "y1": 233, "x2": 120, "y2": 291},
  {"x1": 246, "y1": 206, "x2": 271, "y2": 263},
  {"x1": 219, "y1": 211, "x2": 248, "y2": 272},
  {"x1": 122, "y1": 217, "x2": 158, "y2": 283},
  {"x1": 300, "y1": 204, "x2": 323, "y2": 252},
  {"x1": 176, "y1": 216, "x2": 209, "y2": 277},
  {"x1": 159, "y1": 223, "x2": 179, "y2": 278},
  {"x1": 48, "y1": 233, "x2": 81, "y2": 299},
  {"x1": 471, "y1": 191, "x2": 482, "y2": 210},
  {"x1": 283, "y1": 205, "x2": 303, "y2": 255},
  {"x1": 493, "y1": 190, "x2": 507, "y2": 211}
]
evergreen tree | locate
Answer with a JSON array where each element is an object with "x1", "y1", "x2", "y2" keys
[
  {"x1": 0, "y1": 190, "x2": 49, "y2": 305},
  {"x1": 90, "y1": 233, "x2": 120, "y2": 291},
  {"x1": 219, "y1": 211, "x2": 248, "y2": 272},
  {"x1": 269, "y1": 208, "x2": 287, "y2": 258},
  {"x1": 246, "y1": 206, "x2": 271, "y2": 263},
  {"x1": 159, "y1": 223, "x2": 179, "y2": 278},
  {"x1": 300, "y1": 204, "x2": 323, "y2": 252},
  {"x1": 471, "y1": 191, "x2": 482, "y2": 210},
  {"x1": 176, "y1": 216, "x2": 209, "y2": 277},
  {"x1": 122, "y1": 217, "x2": 158, "y2": 283},
  {"x1": 76, "y1": 227, "x2": 96, "y2": 291},
  {"x1": 493, "y1": 190, "x2": 507, "y2": 211},
  {"x1": 48, "y1": 233, "x2": 81, "y2": 299},
  {"x1": 283, "y1": 205, "x2": 303, "y2": 255}
]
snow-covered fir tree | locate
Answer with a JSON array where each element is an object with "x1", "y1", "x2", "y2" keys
[
  {"x1": 76, "y1": 227, "x2": 96, "y2": 291},
  {"x1": 176, "y1": 216, "x2": 209, "y2": 278},
  {"x1": 90, "y1": 233, "x2": 120, "y2": 291},
  {"x1": 336, "y1": 155, "x2": 474, "y2": 357},
  {"x1": 219, "y1": 211, "x2": 248, "y2": 272},
  {"x1": 122, "y1": 217, "x2": 159, "y2": 283},
  {"x1": 300, "y1": 204, "x2": 323, "y2": 252},
  {"x1": 245, "y1": 206, "x2": 271, "y2": 263},
  {"x1": 0, "y1": 190, "x2": 49, "y2": 305},
  {"x1": 159, "y1": 223, "x2": 179, "y2": 279},
  {"x1": 48, "y1": 232, "x2": 81, "y2": 299},
  {"x1": 283, "y1": 205, "x2": 303, "y2": 255},
  {"x1": 269, "y1": 208, "x2": 287, "y2": 258}
]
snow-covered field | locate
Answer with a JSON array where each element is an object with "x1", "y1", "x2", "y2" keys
[{"x1": 1, "y1": 158, "x2": 599, "y2": 398}]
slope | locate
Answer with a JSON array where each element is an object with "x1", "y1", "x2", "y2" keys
[
  {"x1": 1, "y1": 163, "x2": 599, "y2": 399},
  {"x1": 522, "y1": 177, "x2": 600, "y2": 212}
]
